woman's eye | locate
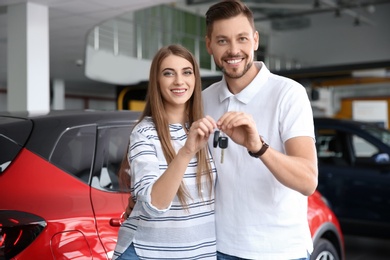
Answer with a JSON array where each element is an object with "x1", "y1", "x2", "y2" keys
[
  {"x1": 163, "y1": 71, "x2": 174, "y2": 76},
  {"x1": 184, "y1": 70, "x2": 193, "y2": 75}
]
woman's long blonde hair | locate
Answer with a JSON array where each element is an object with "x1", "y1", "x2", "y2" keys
[{"x1": 129, "y1": 44, "x2": 214, "y2": 206}]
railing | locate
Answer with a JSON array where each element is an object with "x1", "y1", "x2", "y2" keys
[{"x1": 85, "y1": 4, "x2": 306, "y2": 78}]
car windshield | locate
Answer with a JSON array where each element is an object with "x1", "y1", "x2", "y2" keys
[{"x1": 361, "y1": 124, "x2": 390, "y2": 146}]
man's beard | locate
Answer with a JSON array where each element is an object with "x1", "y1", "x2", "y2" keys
[{"x1": 216, "y1": 58, "x2": 253, "y2": 79}]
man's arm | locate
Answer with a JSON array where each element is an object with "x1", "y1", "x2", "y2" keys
[
  {"x1": 217, "y1": 111, "x2": 318, "y2": 196},
  {"x1": 258, "y1": 136, "x2": 318, "y2": 196}
]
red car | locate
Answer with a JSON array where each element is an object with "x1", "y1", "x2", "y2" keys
[{"x1": 0, "y1": 110, "x2": 344, "y2": 259}]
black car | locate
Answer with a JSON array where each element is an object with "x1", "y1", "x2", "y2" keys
[{"x1": 314, "y1": 117, "x2": 390, "y2": 238}]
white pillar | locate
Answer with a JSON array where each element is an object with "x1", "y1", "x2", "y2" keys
[
  {"x1": 7, "y1": 3, "x2": 49, "y2": 113},
  {"x1": 52, "y1": 79, "x2": 65, "y2": 110}
]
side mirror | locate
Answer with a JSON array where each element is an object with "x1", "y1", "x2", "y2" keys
[{"x1": 373, "y1": 153, "x2": 390, "y2": 164}]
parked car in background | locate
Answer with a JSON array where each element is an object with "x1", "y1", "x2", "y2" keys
[
  {"x1": 315, "y1": 117, "x2": 390, "y2": 239},
  {"x1": 0, "y1": 111, "x2": 344, "y2": 259}
]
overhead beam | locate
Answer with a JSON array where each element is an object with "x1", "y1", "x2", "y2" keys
[{"x1": 252, "y1": 0, "x2": 390, "y2": 23}]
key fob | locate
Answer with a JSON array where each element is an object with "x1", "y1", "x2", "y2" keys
[
  {"x1": 213, "y1": 131, "x2": 220, "y2": 148},
  {"x1": 219, "y1": 136, "x2": 228, "y2": 149}
]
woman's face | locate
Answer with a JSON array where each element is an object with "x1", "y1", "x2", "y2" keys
[{"x1": 158, "y1": 54, "x2": 195, "y2": 110}]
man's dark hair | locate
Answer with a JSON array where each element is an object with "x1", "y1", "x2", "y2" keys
[{"x1": 205, "y1": 0, "x2": 255, "y2": 38}]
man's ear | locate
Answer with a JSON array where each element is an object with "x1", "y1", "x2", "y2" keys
[
  {"x1": 254, "y1": 31, "x2": 259, "y2": 51},
  {"x1": 205, "y1": 36, "x2": 213, "y2": 55}
]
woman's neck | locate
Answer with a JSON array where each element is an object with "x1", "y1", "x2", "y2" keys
[{"x1": 165, "y1": 104, "x2": 187, "y2": 125}]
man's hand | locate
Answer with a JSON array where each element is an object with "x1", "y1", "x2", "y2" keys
[{"x1": 217, "y1": 111, "x2": 261, "y2": 152}]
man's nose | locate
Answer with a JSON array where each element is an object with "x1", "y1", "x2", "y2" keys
[{"x1": 228, "y1": 41, "x2": 240, "y2": 55}]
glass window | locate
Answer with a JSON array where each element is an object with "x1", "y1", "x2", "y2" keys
[
  {"x1": 92, "y1": 126, "x2": 132, "y2": 192},
  {"x1": 352, "y1": 135, "x2": 379, "y2": 157},
  {"x1": 0, "y1": 135, "x2": 20, "y2": 173},
  {"x1": 316, "y1": 129, "x2": 338, "y2": 157},
  {"x1": 316, "y1": 129, "x2": 348, "y2": 166},
  {"x1": 351, "y1": 134, "x2": 386, "y2": 166},
  {"x1": 362, "y1": 124, "x2": 390, "y2": 146},
  {"x1": 0, "y1": 118, "x2": 32, "y2": 173},
  {"x1": 50, "y1": 125, "x2": 96, "y2": 183}
]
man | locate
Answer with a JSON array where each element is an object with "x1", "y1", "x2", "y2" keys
[
  {"x1": 202, "y1": 1, "x2": 317, "y2": 259},
  {"x1": 124, "y1": 1, "x2": 317, "y2": 259}
]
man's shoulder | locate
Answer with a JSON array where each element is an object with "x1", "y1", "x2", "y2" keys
[
  {"x1": 257, "y1": 62, "x2": 294, "y2": 84},
  {"x1": 266, "y1": 68, "x2": 301, "y2": 85},
  {"x1": 203, "y1": 80, "x2": 223, "y2": 94},
  {"x1": 267, "y1": 71, "x2": 305, "y2": 91}
]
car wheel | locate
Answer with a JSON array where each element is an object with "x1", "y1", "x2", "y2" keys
[{"x1": 311, "y1": 238, "x2": 339, "y2": 260}]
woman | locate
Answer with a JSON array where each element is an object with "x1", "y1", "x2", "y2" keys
[{"x1": 112, "y1": 44, "x2": 217, "y2": 260}]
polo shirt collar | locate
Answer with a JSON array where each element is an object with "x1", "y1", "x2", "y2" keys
[{"x1": 218, "y1": 62, "x2": 270, "y2": 104}]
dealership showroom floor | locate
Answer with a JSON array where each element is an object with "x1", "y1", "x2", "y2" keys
[{"x1": 345, "y1": 236, "x2": 390, "y2": 259}]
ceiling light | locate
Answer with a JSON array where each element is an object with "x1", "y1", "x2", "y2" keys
[
  {"x1": 352, "y1": 69, "x2": 387, "y2": 78},
  {"x1": 75, "y1": 59, "x2": 84, "y2": 67},
  {"x1": 366, "y1": 5, "x2": 375, "y2": 14}
]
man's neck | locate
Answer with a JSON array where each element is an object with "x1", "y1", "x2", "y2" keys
[{"x1": 225, "y1": 63, "x2": 260, "y2": 94}]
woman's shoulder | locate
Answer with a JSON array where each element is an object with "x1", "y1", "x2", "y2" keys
[{"x1": 132, "y1": 117, "x2": 156, "y2": 134}]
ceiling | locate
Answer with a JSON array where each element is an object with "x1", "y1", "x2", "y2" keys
[
  {"x1": 187, "y1": 0, "x2": 390, "y2": 20},
  {"x1": 0, "y1": 0, "x2": 389, "y2": 91},
  {"x1": 0, "y1": 0, "x2": 176, "y2": 90}
]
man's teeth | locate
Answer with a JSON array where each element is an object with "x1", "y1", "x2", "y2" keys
[
  {"x1": 227, "y1": 59, "x2": 241, "y2": 64},
  {"x1": 172, "y1": 89, "x2": 186, "y2": 93}
]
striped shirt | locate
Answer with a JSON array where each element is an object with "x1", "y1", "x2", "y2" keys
[{"x1": 112, "y1": 117, "x2": 217, "y2": 260}]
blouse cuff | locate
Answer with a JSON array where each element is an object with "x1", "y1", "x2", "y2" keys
[{"x1": 139, "y1": 185, "x2": 171, "y2": 215}]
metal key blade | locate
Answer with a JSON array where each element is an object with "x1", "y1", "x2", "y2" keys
[{"x1": 221, "y1": 148, "x2": 224, "y2": 164}]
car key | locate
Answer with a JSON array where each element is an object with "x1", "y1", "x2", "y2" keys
[
  {"x1": 218, "y1": 133, "x2": 228, "y2": 163},
  {"x1": 213, "y1": 130, "x2": 220, "y2": 148}
]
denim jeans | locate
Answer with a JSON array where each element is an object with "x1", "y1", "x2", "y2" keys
[
  {"x1": 217, "y1": 251, "x2": 310, "y2": 260},
  {"x1": 116, "y1": 243, "x2": 140, "y2": 260}
]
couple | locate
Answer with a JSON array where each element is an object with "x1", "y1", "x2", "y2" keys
[{"x1": 112, "y1": 1, "x2": 318, "y2": 259}]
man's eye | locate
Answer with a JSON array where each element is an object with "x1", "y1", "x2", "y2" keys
[{"x1": 217, "y1": 39, "x2": 227, "y2": 44}]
